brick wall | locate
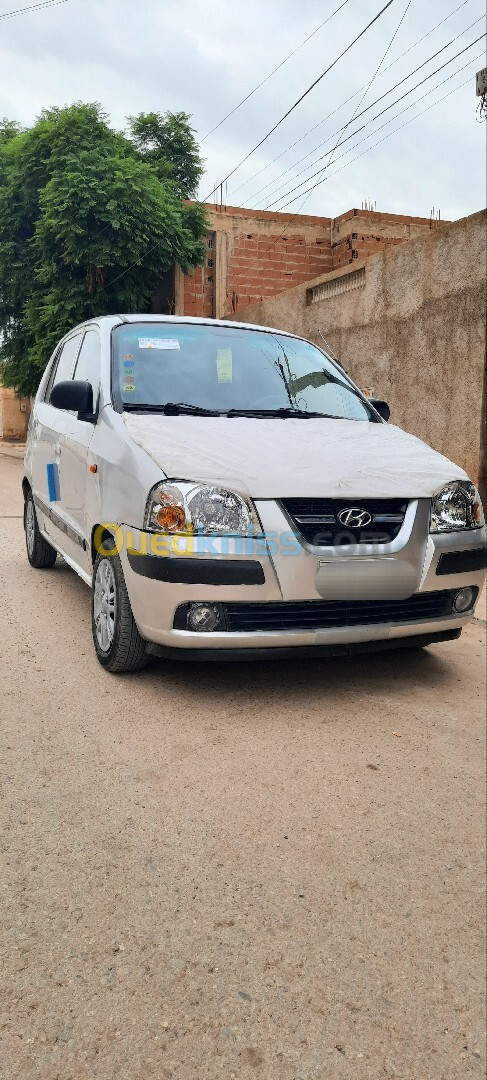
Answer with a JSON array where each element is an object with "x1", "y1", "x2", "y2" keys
[
  {"x1": 180, "y1": 205, "x2": 332, "y2": 319},
  {"x1": 227, "y1": 231, "x2": 333, "y2": 316},
  {"x1": 331, "y1": 233, "x2": 405, "y2": 270},
  {"x1": 183, "y1": 234, "x2": 215, "y2": 317}
]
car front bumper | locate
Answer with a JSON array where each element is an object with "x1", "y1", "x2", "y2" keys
[
  {"x1": 144, "y1": 628, "x2": 462, "y2": 661},
  {"x1": 117, "y1": 504, "x2": 486, "y2": 655}
]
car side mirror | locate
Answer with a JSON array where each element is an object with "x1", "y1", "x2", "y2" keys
[
  {"x1": 369, "y1": 398, "x2": 390, "y2": 422},
  {"x1": 50, "y1": 380, "x2": 95, "y2": 420}
]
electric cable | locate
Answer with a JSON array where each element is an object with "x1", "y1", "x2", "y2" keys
[
  {"x1": 200, "y1": 0, "x2": 351, "y2": 143},
  {"x1": 301, "y1": 0, "x2": 413, "y2": 222},
  {"x1": 0, "y1": 0, "x2": 71, "y2": 19},
  {"x1": 230, "y1": 0, "x2": 477, "y2": 201},
  {"x1": 275, "y1": 65, "x2": 482, "y2": 210},
  {"x1": 202, "y1": 0, "x2": 397, "y2": 202},
  {"x1": 262, "y1": 31, "x2": 485, "y2": 209}
]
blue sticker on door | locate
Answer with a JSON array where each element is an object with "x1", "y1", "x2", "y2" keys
[{"x1": 46, "y1": 463, "x2": 60, "y2": 502}]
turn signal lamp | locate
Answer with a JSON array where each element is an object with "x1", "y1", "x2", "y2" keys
[{"x1": 155, "y1": 504, "x2": 187, "y2": 532}]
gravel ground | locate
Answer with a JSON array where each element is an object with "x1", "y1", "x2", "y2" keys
[{"x1": 0, "y1": 453, "x2": 485, "y2": 1080}]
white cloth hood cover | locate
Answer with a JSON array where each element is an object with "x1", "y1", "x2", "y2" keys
[{"x1": 123, "y1": 414, "x2": 468, "y2": 499}]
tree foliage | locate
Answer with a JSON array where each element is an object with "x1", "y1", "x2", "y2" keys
[
  {"x1": 128, "y1": 111, "x2": 204, "y2": 199},
  {"x1": 0, "y1": 103, "x2": 207, "y2": 396}
]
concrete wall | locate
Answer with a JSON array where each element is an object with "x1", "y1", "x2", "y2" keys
[
  {"x1": 240, "y1": 210, "x2": 486, "y2": 483},
  {"x1": 0, "y1": 386, "x2": 31, "y2": 440}
]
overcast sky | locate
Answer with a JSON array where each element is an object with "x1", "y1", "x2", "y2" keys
[{"x1": 1, "y1": 0, "x2": 485, "y2": 220}]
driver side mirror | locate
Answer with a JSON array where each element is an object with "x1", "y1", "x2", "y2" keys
[
  {"x1": 369, "y1": 398, "x2": 390, "y2": 422},
  {"x1": 50, "y1": 380, "x2": 95, "y2": 421}
]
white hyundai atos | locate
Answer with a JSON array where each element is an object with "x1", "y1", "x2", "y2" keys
[{"x1": 23, "y1": 315, "x2": 486, "y2": 672}]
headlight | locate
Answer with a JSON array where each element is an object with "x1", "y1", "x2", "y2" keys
[
  {"x1": 430, "y1": 480, "x2": 484, "y2": 533},
  {"x1": 145, "y1": 481, "x2": 261, "y2": 535}
]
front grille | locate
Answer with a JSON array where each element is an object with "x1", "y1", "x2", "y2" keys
[
  {"x1": 281, "y1": 498, "x2": 408, "y2": 546},
  {"x1": 221, "y1": 592, "x2": 454, "y2": 633}
]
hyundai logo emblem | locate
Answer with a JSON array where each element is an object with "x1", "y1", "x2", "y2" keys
[{"x1": 337, "y1": 507, "x2": 373, "y2": 528}]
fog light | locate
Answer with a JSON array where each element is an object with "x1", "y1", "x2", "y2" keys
[
  {"x1": 187, "y1": 603, "x2": 220, "y2": 632},
  {"x1": 453, "y1": 587, "x2": 475, "y2": 613}
]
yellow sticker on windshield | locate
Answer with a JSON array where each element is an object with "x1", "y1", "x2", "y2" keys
[{"x1": 216, "y1": 348, "x2": 232, "y2": 383}]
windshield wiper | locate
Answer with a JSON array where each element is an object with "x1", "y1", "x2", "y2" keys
[
  {"x1": 122, "y1": 403, "x2": 349, "y2": 419},
  {"x1": 226, "y1": 407, "x2": 338, "y2": 419},
  {"x1": 122, "y1": 402, "x2": 222, "y2": 416}
]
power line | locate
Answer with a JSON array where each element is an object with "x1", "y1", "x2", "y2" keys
[
  {"x1": 249, "y1": 13, "x2": 484, "y2": 206},
  {"x1": 275, "y1": 63, "x2": 483, "y2": 211},
  {"x1": 249, "y1": 46, "x2": 481, "y2": 266},
  {"x1": 309, "y1": 0, "x2": 413, "y2": 209},
  {"x1": 248, "y1": 13, "x2": 484, "y2": 205},
  {"x1": 267, "y1": 31, "x2": 485, "y2": 208},
  {"x1": 255, "y1": 0, "x2": 413, "y2": 263},
  {"x1": 0, "y1": 0, "x2": 71, "y2": 19},
  {"x1": 230, "y1": 0, "x2": 475, "y2": 201},
  {"x1": 200, "y1": 0, "x2": 351, "y2": 144},
  {"x1": 246, "y1": 62, "x2": 478, "y2": 275},
  {"x1": 274, "y1": 52, "x2": 483, "y2": 212},
  {"x1": 202, "y1": 0, "x2": 397, "y2": 203},
  {"x1": 261, "y1": 30, "x2": 486, "y2": 209}
]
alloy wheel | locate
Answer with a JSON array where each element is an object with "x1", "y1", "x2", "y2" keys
[
  {"x1": 25, "y1": 498, "x2": 36, "y2": 557},
  {"x1": 93, "y1": 558, "x2": 117, "y2": 652}
]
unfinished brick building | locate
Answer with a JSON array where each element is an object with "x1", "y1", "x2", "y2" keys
[{"x1": 170, "y1": 204, "x2": 442, "y2": 320}]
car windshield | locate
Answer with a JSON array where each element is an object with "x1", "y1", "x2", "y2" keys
[{"x1": 112, "y1": 323, "x2": 374, "y2": 421}]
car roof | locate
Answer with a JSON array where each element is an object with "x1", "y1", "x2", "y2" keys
[{"x1": 70, "y1": 314, "x2": 302, "y2": 340}]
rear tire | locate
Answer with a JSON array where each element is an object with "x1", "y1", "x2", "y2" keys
[
  {"x1": 92, "y1": 540, "x2": 147, "y2": 673},
  {"x1": 24, "y1": 491, "x2": 57, "y2": 568}
]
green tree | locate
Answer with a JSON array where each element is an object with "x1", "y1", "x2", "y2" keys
[
  {"x1": 0, "y1": 103, "x2": 207, "y2": 396},
  {"x1": 128, "y1": 111, "x2": 204, "y2": 199},
  {"x1": 0, "y1": 118, "x2": 23, "y2": 145}
]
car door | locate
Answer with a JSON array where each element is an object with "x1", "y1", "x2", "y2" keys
[
  {"x1": 59, "y1": 327, "x2": 102, "y2": 575},
  {"x1": 31, "y1": 332, "x2": 83, "y2": 555}
]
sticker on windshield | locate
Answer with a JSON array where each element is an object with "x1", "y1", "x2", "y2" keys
[
  {"x1": 216, "y1": 347, "x2": 233, "y2": 383},
  {"x1": 123, "y1": 373, "x2": 135, "y2": 392},
  {"x1": 138, "y1": 338, "x2": 180, "y2": 351}
]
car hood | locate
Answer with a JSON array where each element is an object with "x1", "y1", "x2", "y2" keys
[{"x1": 123, "y1": 413, "x2": 468, "y2": 499}]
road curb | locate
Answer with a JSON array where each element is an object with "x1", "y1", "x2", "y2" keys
[{"x1": 0, "y1": 443, "x2": 26, "y2": 460}]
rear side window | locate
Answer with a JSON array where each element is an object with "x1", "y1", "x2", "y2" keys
[
  {"x1": 47, "y1": 334, "x2": 82, "y2": 402},
  {"x1": 73, "y1": 329, "x2": 101, "y2": 406}
]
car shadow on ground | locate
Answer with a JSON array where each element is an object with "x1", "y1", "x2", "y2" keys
[{"x1": 146, "y1": 644, "x2": 457, "y2": 700}]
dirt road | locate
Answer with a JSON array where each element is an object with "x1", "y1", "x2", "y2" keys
[{"x1": 0, "y1": 453, "x2": 485, "y2": 1079}]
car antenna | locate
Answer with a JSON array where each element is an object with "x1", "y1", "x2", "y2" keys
[{"x1": 316, "y1": 329, "x2": 347, "y2": 372}]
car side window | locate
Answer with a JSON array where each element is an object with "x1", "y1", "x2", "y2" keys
[
  {"x1": 73, "y1": 329, "x2": 101, "y2": 407},
  {"x1": 43, "y1": 349, "x2": 62, "y2": 402},
  {"x1": 47, "y1": 334, "x2": 82, "y2": 403}
]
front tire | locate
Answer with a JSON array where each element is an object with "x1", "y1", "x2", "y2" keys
[
  {"x1": 24, "y1": 491, "x2": 57, "y2": 568},
  {"x1": 92, "y1": 542, "x2": 147, "y2": 673}
]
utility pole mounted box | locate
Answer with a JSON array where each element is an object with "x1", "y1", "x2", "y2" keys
[{"x1": 476, "y1": 68, "x2": 487, "y2": 96}]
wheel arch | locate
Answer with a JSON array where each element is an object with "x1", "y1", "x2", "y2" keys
[{"x1": 90, "y1": 524, "x2": 118, "y2": 569}]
